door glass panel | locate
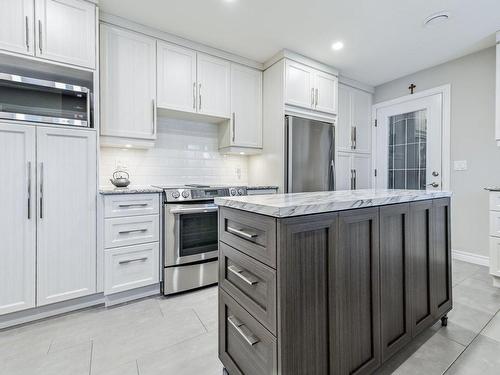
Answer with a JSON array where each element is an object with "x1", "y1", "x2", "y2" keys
[
  {"x1": 388, "y1": 110, "x2": 427, "y2": 189},
  {"x1": 179, "y1": 211, "x2": 218, "y2": 257}
]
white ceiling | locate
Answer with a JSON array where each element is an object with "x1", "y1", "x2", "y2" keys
[{"x1": 99, "y1": 0, "x2": 500, "y2": 86}]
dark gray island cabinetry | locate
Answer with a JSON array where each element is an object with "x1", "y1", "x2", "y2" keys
[{"x1": 215, "y1": 190, "x2": 452, "y2": 375}]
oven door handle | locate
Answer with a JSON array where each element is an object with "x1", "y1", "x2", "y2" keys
[{"x1": 169, "y1": 206, "x2": 218, "y2": 215}]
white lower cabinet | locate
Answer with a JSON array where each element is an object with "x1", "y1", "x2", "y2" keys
[
  {"x1": 0, "y1": 122, "x2": 97, "y2": 315},
  {"x1": 0, "y1": 123, "x2": 36, "y2": 315},
  {"x1": 104, "y1": 243, "x2": 159, "y2": 295},
  {"x1": 36, "y1": 127, "x2": 97, "y2": 306},
  {"x1": 336, "y1": 152, "x2": 371, "y2": 190},
  {"x1": 103, "y1": 193, "x2": 161, "y2": 296}
]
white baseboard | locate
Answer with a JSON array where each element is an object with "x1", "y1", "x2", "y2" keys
[{"x1": 452, "y1": 249, "x2": 489, "y2": 267}]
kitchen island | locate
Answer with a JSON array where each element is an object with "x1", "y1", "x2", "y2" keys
[{"x1": 215, "y1": 189, "x2": 452, "y2": 375}]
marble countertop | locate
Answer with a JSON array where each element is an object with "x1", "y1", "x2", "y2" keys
[
  {"x1": 485, "y1": 187, "x2": 500, "y2": 191},
  {"x1": 215, "y1": 189, "x2": 452, "y2": 218},
  {"x1": 99, "y1": 185, "x2": 164, "y2": 195},
  {"x1": 246, "y1": 186, "x2": 279, "y2": 190}
]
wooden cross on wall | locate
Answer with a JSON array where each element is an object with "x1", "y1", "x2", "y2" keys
[{"x1": 409, "y1": 83, "x2": 416, "y2": 94}]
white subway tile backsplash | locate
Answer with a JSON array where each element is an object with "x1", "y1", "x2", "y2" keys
[{"x1": 100, "y1": 117, "x2": 249, "y2": 187}]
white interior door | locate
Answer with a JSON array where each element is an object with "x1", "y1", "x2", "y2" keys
[
  {"x1": 0, "y1": 122, "x2": 36, "y2": 315},
  {"x1": 36, "y1": 126, "x2": 96, "y2": 306},
  {"x1": 375, "y1": 93, "x2": 443, "y2": 190}
]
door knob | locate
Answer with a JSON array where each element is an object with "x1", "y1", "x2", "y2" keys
[
  {"x1": 432, "y1": 171, "x2": 439, "y2": 177},
  {"x1": 427, "y1": 182, "x2": 439, "y2": 188}
]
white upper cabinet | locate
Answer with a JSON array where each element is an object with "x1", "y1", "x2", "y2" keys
[
  {"x1": 35, "y1": 0, "x2": 96, "y2": 68},
  {"x1": 285, "y1": 60, "x2": 315, "y2": 109},
  {"x1": 285, "y1": 59, "x2": 338, "y2": 115},
  {"x1": 197, "y1": 53, "x2": 230, "y2": 118},
  {"x1": 314, "y1": 70, "x2": 338, "y2": 114},
  {"x1": 0, "y1": 122, "x2": 36, "y2": 315},
  {"x1": 337, "y1": 83, "x2": 372, "y2": 154},
  {"x1": 157, "y1": 41, "x2": 197, "y2": 113},
  {"x1": 0, "y1": 0, "x2": 34, "y2": 55},
  {"x1": 100, "y1": 24, "x2": 157, "y2": 141},
  {"x1": 227, "y1": 64, "x2": 262, "y2": 148},
  {"x1": 36, "y1": 126, "x2": 96, "y2": 306}
]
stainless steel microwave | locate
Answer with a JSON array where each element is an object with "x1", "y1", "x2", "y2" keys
[{"x1": 0, "y1": 73, "x2": 90, "y2": 127}]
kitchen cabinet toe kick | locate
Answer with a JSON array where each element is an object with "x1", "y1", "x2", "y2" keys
[{"x1": 217, "y1": 197, "x2": 452, "y2": 375}]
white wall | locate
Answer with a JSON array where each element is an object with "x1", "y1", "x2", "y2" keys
[
  {"x1": 374, "y1": 46, "x2": 500, "y2": 258},
  {"x1": 100, "y1": 117, "x2": 249, "y2": 187}
]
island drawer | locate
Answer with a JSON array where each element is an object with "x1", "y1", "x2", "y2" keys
[
  {"x1": 104, "y1": 194, "x2": 160, "y2": 218},
  {"x1": 219, "y1": 208, "x2": 277, "y2": 268},
  {"x1": 219, "y1": 242, "x2": 277, "y2": 334},
  {"x1": 219, "y1": 289, "x2": 277, "y2": 375},
  {"x1": 104, "y1": 215, "x2": 159, "y2": 249}
]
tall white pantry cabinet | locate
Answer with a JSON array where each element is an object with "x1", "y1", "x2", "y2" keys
[{"x1": 0, "y1": 122, "x2": 97, "y2": 315}]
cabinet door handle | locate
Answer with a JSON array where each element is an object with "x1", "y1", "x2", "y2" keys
[
  {"x1": 198, "y1": 83, "x2": 202, "y2": 110},
  {"x1": 227, "y1": 315, "x2": 260, "y2": 346},
  {"x1": 353, "y1": 126, "x2": 357, "y2": 149},
  {"x1": 152, "y1": 99, "x2": 156, "y2": 134},
  {"x1": 192, "y1": 82, "x2": 196, "y2": 110},
  {"x1": 25, "y1": 16, "x2": 29, "y2": 51},
  {"x1": 118, "y1": 228, "x2": 148, "y2": 235},
  {"x1": 350, "y1": 169, "x2": 354, "y2": 190},
  {"x1": 38, "y1": 20, "x2": 42, "y2": 53},
  {"x1": 27, "y1": 162, "x2": 31, "y2": 219},
  {"x1": 354, "y1": 169, "x2": 357, "y2": 190},
  {"x1": 118, "y1": 203, "x2": 148, "y2": 208},
  {"x1": 228, "y1": 265, "x2": 258, "y2": 285},
  {"x1": 227, "y1": 226, "x2": 257, "y2": 240},
  {"x1": 119, "y1": 257, "x2": 148, "y2": 265},
  {"x1": 315, "y1": 88, "x2": 319, "y2": 107},
  {"x1": 39, "y1": 162, "x2": 44, "y2": 219},
  {"x1": 232, "y1": 112, "x2": 236, "y2": 143},
  {"x1": 311, "y1": 88, "x2": 314, "y2": 107}
]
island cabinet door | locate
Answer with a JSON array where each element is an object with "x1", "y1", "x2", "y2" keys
[
  {"x1": 333, "y1": 207, "x2": 381, "y2": 375},
  {"x1": 431, "y1": 198, "x2": 452, "y2": 318},
  {"x1": 379, "y1": 204, "x2": 412, "y2": 362},
  {"x1": 277, "y1": 212, "x2": 338, "y2": 375},
  {"x1": 409, "y1": 200, "x2": 435, "y2": 336}
]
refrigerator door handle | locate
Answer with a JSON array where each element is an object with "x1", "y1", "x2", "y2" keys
[{"x1": 285, "y1": 116, "x2": 293, "y2": 193}]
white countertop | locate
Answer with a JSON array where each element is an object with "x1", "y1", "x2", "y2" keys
[{"x1": 214, "y1": 189, "x2": 452, "y2": 217}]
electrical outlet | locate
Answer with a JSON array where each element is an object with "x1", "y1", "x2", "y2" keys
[{"x1": 453, "y1": 160, "x2": 467, "y2": 171}]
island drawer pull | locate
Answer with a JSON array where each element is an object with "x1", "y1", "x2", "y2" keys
[
  {"x1": 228, "y1": 315, "x2": 260, "y2": 346},
  {"x1": 228, "y1": 265, "x2": 259, "y2": 286},
  {"x1": 118, "y1": 203, "x2": 149, "y2": 208},
  {"x1": 118, "y1": 228, "x2": 148, "y2": 234},
  {"x1": 119, "y1": 257, "x2": 148, "y2": 265},
  {"x1": 227, "y1": 226, "x2": 258, "y2": 240}
]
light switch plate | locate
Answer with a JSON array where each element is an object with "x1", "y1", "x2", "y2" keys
[{"x1": 454, "y1": 160, "x2": 467, "y2": 171}]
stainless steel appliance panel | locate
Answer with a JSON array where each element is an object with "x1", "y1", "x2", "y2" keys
[
  {"x1": 285, "y1": 115, "x2": 335, "y2": 193},
  {"x1": 164, "y1": 260, "x2": 218, "y2": 295},
  {"x1": 164, "y1": 202, "x2": 219, "y2": 266}
]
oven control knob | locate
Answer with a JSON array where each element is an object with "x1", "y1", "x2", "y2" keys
[
  {"x1": 171, "y1": 191, "x2": 180, "y2": 199},
  {"x1": 181, "y1": 190, "x2": 190, "y2": 198},
  {"x1": 237, "y1": 188, "x2": 244, "y2": 196},
  {"x1": 229, "y1": 188, "x2": 237, "y2": 196}
]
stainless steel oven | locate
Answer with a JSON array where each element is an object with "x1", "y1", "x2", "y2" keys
[
  {"x1": 164, "y1": 202, "x2": 219, "y2": 266},
  {"x1": 155, "y1": 185, "x2": 248, "y2": 295}
]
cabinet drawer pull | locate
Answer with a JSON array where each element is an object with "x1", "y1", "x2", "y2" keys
[
  {"x1": 119, "y1": 257, "x2": 148, "y2": 265},
  {"x1": 118, "y1": 203, "x2": 148, "y2": 208},
  {"x1": 118, "y1": 228, "x2": 148, "y2": 234},
  {"x1": 228, "y1": 265, "x2": 258, "y2": 285},
  {"x1": 227, "y1": 226, "x2": 257, "y2": 240},
  {"x1": 228, "y1": 315, "x2": 260, "y2": 346}
]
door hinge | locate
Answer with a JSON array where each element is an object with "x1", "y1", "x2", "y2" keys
[
  {"x1": 374, "y1": 119, "x2": 378, "y2": 127},
  {"x1": 374, "y1": 169, "x2": 377, "y2": 177}
]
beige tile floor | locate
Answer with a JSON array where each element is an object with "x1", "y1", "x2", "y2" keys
[{"x1": 1, "y1": 260, "x2": 500, "y2": 375}]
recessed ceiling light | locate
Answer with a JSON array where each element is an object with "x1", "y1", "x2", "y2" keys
[
  {"x1": 424, "y1": 11, "x2": 450, "y2": 27},
  {"x1": 331, "y1": 41, "x2": 344, "y2": 51}
]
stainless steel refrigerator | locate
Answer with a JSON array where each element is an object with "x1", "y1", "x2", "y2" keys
[{"x1": 285, "y1": 115, "x2": 335, "y2": 193}]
